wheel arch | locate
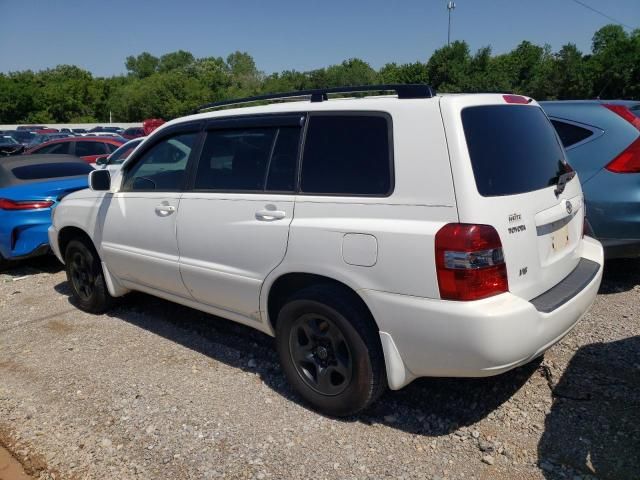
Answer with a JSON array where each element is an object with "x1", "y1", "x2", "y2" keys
[{"x1": 263, "y1": 271, "x2": 380, "y2": 335}]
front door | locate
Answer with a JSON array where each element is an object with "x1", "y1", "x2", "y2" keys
[
  {"x1": 178, "y1": 116, "x2": 303, "y2": 320},
  {"x1": 101, "y1": 130, "x2": 199, "y2": 297}
]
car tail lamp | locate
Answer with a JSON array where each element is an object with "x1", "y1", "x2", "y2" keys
[
  {"x1": 603, "y1": 104, "x2": 640, "y2": 130},
  {"x1": 605, "y1": 136, "x2": 640, "y2": 173},
  {"x1": 435, "y1": 223, "x2": 509, "y2": 301},
  {"x1": 0, "y1": 198, "x2": 54, "y2": 210},
  {"x1": 503, "y1": 94, "x2": 530, "y2": 104}
]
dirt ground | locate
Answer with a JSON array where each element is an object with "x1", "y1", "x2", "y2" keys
[{"x1": 0, "y1": 256, "x2": 638, "y2": 480}]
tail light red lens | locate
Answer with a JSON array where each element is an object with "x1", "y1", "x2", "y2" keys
[
  {"x1": 0, "y1": 198, "x2": 54, "y2": 210},
  {"x1": 603, "y1": 104, "x2": 640, "y2": 130},
  {"x1": 605, "y1": 136, "x2": 640, "y2": 173},
  {"x1": 435, "y1": 223, "x2": 509, "y2": 301}
]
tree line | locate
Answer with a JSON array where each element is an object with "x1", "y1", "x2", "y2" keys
[{"x1": 0, "y1": 24, "x2": 638, "y2": 124}]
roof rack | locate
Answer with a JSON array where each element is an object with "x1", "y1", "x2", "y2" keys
[{"x1": 193, "y1": 84, "x2": 435, "y2": 113}]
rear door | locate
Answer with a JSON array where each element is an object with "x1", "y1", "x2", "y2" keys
[
  {"x1": 177, "y1": 114, "x2": 302, "y2": 320},
  {"x1": 441, "y1": 95, "x2": 584, "y2": 300}
]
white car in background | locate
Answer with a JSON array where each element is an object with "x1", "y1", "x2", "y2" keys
[{"x1": 49, "y1": 85, "x2": 604, "y2": 416}]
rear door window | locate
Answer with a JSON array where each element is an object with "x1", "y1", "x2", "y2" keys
[
  {"x1": 300, "y1": 115, "x2": 392, "y2": 195},
  {"x1": 195, "y1": 126, "x2": 300, "y2": 192},
  {"x1": 461, "y1": 105, "x2": 567, "y2": 197},
  {"x1": 550, "y1": 120, "x2": 594, "y2": 148}
]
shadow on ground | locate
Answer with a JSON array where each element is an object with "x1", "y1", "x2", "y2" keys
[
  {"x1": 538, "y1": 336, "x2": 640, "y2": 480},
  {"x1": 0, "y1": 255, "x2": 62, "y2": 277},
  {"x1": 50, "y1": 254, "x2": 638, "y2": 440},
  {"x1": 54, "y1": 280, "x2": 538, "y2": 436},
  {"x1": 598, "y1": 257, "x2": 640, "y2": 294}
]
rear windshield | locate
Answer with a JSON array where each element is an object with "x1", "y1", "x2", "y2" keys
[
  {"x1": 462, "y1": 105, "x2": 567, "y2": 197},
  {"x1": 12, "y1": 162, "x2": 93, "y2": 180}
]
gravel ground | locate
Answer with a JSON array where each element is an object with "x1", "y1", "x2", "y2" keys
[{"x1": 0, "y1": 256, "x2": 638, "y2": 480}]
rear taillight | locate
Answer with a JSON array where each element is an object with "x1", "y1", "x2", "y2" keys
[
  {"x1": 603, "y1": 104, "x2": 640, "y2": 173},
  {"x1": 603, "y1": 104, "x2": 640, "y2": 130},
  {"x1": 605, "y1": 136, "x2": 640, "y2": 173},
  {"x1": 0, "y1": 198, "x2": 54, "y2": 210},
  {"x1": 435, "y1": 223, "x2": 509, "y2": 301}
]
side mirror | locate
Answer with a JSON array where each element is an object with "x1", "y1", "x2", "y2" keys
[
  {"x1": 89, "y1": 169, "x2": 111, "y2": 191},
  {"x1": 95, "y1": 156, "x2": 108, "y2": 166}
]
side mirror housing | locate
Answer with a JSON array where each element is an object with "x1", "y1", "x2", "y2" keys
[
  {"x1": 89, "y1": 169, "x2": 111, "y2": 191},
  {"x1": 95, "y1": 156, "x2": 108, "y2": 166}
]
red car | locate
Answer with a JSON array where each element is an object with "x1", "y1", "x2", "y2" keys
[{"x1": 26, "y1": 136, "x2": 125, "y2": 163}]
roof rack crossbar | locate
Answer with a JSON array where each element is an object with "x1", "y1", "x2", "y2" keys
[{"x1": 193, "y1": 84, "x2": 435, "y2": 113}]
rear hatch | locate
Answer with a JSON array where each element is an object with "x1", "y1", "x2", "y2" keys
[{"x1": 440, "y1": 95, "x2": 584, "y2": 300}]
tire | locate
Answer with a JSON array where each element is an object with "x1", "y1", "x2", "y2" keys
[
  {"x1": 275, "y1": 284, "x2": 387, "y2": 416},
  {"x1": 64, "y1": 239, "x2": 114, "y2": 314}
]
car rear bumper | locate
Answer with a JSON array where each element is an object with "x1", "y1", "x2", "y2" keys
[
  {"x1": 0, "y1": 210, "x2": 53, "y2": 261},
  {"x1": 363, "y1": 236, "x2": 604, "y2": 390}
]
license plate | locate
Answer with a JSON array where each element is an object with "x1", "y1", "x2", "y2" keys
[{"x1": 551, "y1": 224, "x2": 570, "y2": 252}]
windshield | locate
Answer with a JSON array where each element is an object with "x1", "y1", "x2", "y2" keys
[
  {"x1": 462, "y1": 105, "x2": 568, "y2": 197},
  {"x1": 1, "y1": 136, "x2": 19, "y2": 145}
]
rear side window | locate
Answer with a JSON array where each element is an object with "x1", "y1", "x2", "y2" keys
[
  {"x1": 301, "y1": 115, "x2": 392, "y2": 195},
  {"x1": 462, "y1": 105, "x2": 567, "y2": 197},
  {"x1": 11, "y1": 162, "x2": 92, "y2": 180},
  {"x1": 195, "y1": 126, "x2": 299, "y2": 192},
  {"x1": 550, "y1": 120, "x2": 593, "y2": 148}
]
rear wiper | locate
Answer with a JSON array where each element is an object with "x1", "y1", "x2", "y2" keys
[{"x1": 554, "y1": 169, "x2": 576, "y2": 197}]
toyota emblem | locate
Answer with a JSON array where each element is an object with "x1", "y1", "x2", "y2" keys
[{"x1": 566, "y1": 200, "x2": 573, "y2": 215}]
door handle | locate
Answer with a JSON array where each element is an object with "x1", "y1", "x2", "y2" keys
[
  {"x1": 255, "y1": 209, "x2": 286, "y2": 221},
  {"x1": 155, "y1": 204, "x2": 176, "y2": 216}
]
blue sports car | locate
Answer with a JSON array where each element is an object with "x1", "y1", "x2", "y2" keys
[
  {"x1": 542, "y1": 100, "x2": 640, "y2": 258},
  {"x1": 0, "y1": 154, "x2": 91, "y2": 269}
]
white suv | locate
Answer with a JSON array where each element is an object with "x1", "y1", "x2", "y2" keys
[{"x1": 49, "y1": 85, "x2": 604, "y2": 416}]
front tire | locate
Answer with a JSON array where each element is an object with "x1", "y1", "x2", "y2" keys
[
  {"x1": 276, "y1": 285, "x2": 386, "y2": 416},
  {"x1": 64, "y1": 239, "x2": 113, "y2": 314}
]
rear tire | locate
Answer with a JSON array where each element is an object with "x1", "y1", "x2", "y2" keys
[
  {"x1": 0, "y1": 255, "x2": 10, "y2": 272},
  {"x1": 64, "y1": 239, "x2": 114, "y2": 314},
  {"x1": 275, "y1": 285, "x2": 386, "y2": 416}
]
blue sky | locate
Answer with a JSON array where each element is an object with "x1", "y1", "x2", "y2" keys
[{"x1": 1, "y1": 0, "x2": 638, "y2": 77}]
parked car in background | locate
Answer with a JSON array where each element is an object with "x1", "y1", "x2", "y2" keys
[
  {"x1": 35, "y1": 128, "x2": 59, "y2": 134},
  {"x1": 16, "y1": 125, "x2": 45, "y2": 131},
  {"x1": 542, "y1": 100, "x2": 640, "y2": 258},
  {"x1": 72, "y1": 128, "x2": 88, "y2": 135},
  {"x1": 89, "y1": 126, "x2": 124, "y2": 135},
  {"x1": 5, "y1": 130, "x2": 36, "y2": 147},
  {"x1": 0, "y1": 154, "x2": 91, "y2": 270},
  {"x1": 122, "y1": 127, "x2": 145, "y2": 140},
  {"x1": 143, "y1": 118, "x2": 165, "y2": 135},
  {"x1": 95, "y1": 137, "x2": 145, "y2": 172},
  {"x1": 49, "y1": 86, "x2": 603, "y2": 416},
  {"x1": 27, "y1": 133, "x2": 74, "y2": 148},
  {"x1": 26, "y1": 136, "x2": 125, "y2": 163},
  {"x1": 0, "y1": 136, "x2": 25, "y2": 156}
]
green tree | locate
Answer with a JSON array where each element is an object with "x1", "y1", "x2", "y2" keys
[
  {"x1": 125, "y1": 52, "x2": 159, "y2": 79},
  {"x1": 158, "y1": 50, "x2": 195, "y2": 73}
]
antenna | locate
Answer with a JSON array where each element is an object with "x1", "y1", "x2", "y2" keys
[{"x1": 447, "y1": 1, "x2": 456, "y2": 46}]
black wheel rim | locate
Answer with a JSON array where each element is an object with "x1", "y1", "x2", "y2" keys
[
  {"x1": 69, "y1": 250, "x2": 95, "y2": 301},
  {"x1": 289, "y1": 313, "x2": 353, "y2": 396}
]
